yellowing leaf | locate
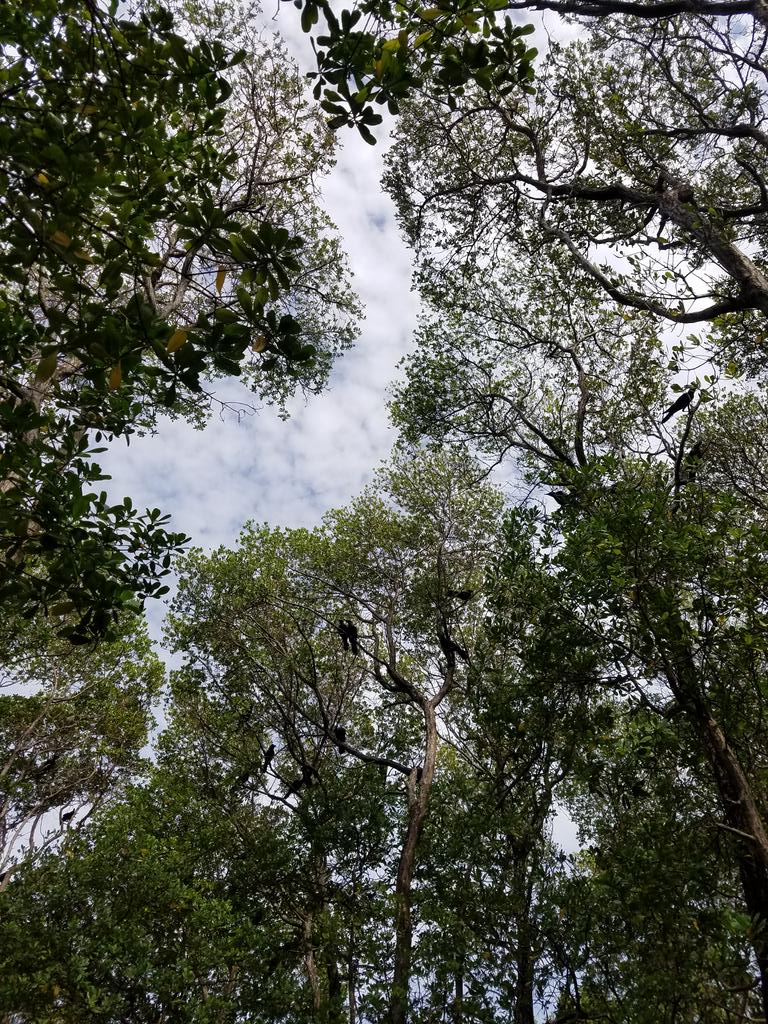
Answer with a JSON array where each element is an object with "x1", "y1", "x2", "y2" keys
[
  {"x1": 418, "y1": 7, "x2": 442, "y2": 19},
  {"x1": 167, "y1": 329, "x2": 188, "y2": 353},
  {"x1": 35, "y1": 171, "x2": 50, "y2": 186},
  {"x1": 79, "y1": 104, "x2": 98, "y2": 115},
  {"x1": 73, "y1": 249, "x2": 93, "y2": 262},
  {"x1": 51, "y1": 230, "x2": 71, "y2": 248},
  {"x1": 374, "y1": 58, "x2": 384, "y2": 79},
  {"x1": 36, "y1": 353, "x2": 58, "y2": 382},
  {"x1": 109, "y1": 362, "x2": 122, "y2": 390},
  {"x1": 215, "y1": 265, "x2": 227, "y2": 294},
  {"x1": 382, "y1": 36, "x2": 401, "y2": 51},
  {"x1": 414, "y1": 29, "x2": 434, "y2": 47},
  {"x1": 252, "y1": 334, "x2": 268, "y2": 352}
]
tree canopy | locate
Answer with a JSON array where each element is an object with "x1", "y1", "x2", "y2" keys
[
  {"x1": 3, "y1": 452, "x2": 766, "y2": 1021},
  {"x1": 0, "y1": 0, "x2": 358, "y2": 637},
  {"x1": 5, "y1": 0, "x2": 768, "y2": 1022}
]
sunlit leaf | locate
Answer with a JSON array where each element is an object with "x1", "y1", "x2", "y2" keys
[
  {"x1": 36, "y1": 353, "x2": 58, "y2": 382},
  {"x1": 167, "y1": 329, "x2": 189, "y2": 353}
]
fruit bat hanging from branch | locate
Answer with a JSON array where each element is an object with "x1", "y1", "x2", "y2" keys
[
  {"x1": 286, "y1": 762, "x2": 320, "y2": 797},
  {"x1": 336, "y1": 619, "x2": 359, "y2": 655},
  {"x1": 438, "y1": 627, "x2": 468, "y2": 664},
  {"x1": 334, "y1": 725, "x2": 347, "y2": 753}
]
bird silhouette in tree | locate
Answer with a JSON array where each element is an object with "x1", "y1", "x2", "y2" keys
[{"x1": 661, "y1": 389, "x2": 694, "y2": 424}]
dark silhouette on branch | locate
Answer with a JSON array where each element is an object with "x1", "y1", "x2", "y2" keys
[
  {"x1": 661, "y1": 389, "x2": 694, "y2": 423},
  {"x1": 286, "y1": 762, "x2": 319, "y2": 797},
  {"x1": 438, "y1": 628, "x2": 469, "y2": 663},
  {"x1": 31, "y1": 755, "x2": 58, "y2": 779},
  {"x1": 683, "y1": 439, "x2": 704, "y2": 482},
  {"x1": 334, "y1": 725, "x2": 347, "y2": 753},
  {"x1": 547, "y1": 490, "x2": 578, "y2": 507},
  {"x1": 336, "y1": 619, "x2": 359, "y2": 655}
]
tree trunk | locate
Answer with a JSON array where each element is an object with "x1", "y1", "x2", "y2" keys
[
  {"x1": 658, "y1": 192, "x2": 768, "y2": 315},
  {"x1": 659, "y1": 623, "x2": 768, "y2": 1017},
  {"x1": 326, "y1": 959, "x2": 343, "y2": 1024},
  {"x1": 738, "y1": 852, "x2": 768, "y2": 1017},
  {"x1": 307, "y1": 857, "x2": 345, "y2": 1024},
  {"x1": 389, "y1": 702, "x2": 439, "y2": 1024},
  {"x1": 348, "y1": 923, "x2": 358, "y2": 1024},
  {"x1": 513, "y1": 872, "x2": 536, "y2": 1024},
  {"x1": 303, "y1": 911, "x2": 322, "y2": 1017},
  {"x1": 451, "y1": 958, "x2": 464, "y2": 1024},
  {"x1": 695, "y1": 709, "x2": 768, "y2": 1016},
  {"x1": 513, "y1": 936, "x2": 535, "y2": 1024}
]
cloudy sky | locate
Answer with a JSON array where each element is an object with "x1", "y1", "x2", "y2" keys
[
  {"x1": 100, "y1": 4, "x2": 581, "y2": 849},
  {"x1": 100, "y1": 5, "x2": 576, "y2": 634},
  {"x1": 102, "y1": 6, "x2": 421, "y2": 638}
]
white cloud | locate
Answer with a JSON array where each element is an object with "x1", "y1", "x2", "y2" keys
[
  {"x1": 100, "y1": 14, "x2": 419, "y2": 638},
  {"x1": 99, "y1": 5, "x2": 575, "y2": 640}
]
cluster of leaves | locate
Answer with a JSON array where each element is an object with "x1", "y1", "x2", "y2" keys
[
  {"x1": 0, "y1": 611, "x2": 163, "y2": 875},
  {"x1": 2, "y1": 0, "x2": 316, "y2": 400},
  {"x1": 0, "y1": 454, "x2": 762, "y2": 1022},
  {"x1": 0, "y1": 781, "x2": 308, "y2": 1022},
  {"x1": 298, "y1": 0, "x2": 536, "y2": 142},
  {"x1": 8, "y1": 3, "x2": 768, "y2": 1023},
  {"x1": 0, "y1": 418, "x2": 184, "y2": 638},
  {"x1": 0, "y1": 0, "x2": 358, "y2": 636}
]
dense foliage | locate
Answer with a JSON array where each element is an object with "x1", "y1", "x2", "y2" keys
[
  {"x1": 0, "y1": 0, "x2": 358, "y2": 636},
  {"x1": 5, "y1": 0, "x2": 768, "y2": 1022},
  {"x1": 0, "y1": 611, "x2": 163, "y2": 879}
]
